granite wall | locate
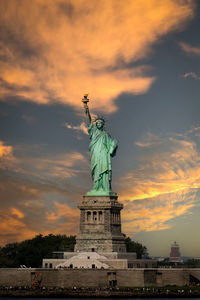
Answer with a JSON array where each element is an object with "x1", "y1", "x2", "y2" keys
[{"x1": 0, "y1": 268, "x2": 200, "y2": 287}]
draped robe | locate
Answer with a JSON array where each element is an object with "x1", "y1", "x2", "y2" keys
[{"x1": 88, "y1": 123, "x2": 118, "y2": 191}]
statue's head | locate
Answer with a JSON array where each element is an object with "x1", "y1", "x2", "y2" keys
[{"x1": 95, "y1": 117, "x2": 105, "y2": 129}]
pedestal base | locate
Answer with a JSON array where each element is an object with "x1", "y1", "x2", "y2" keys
[{"x1": 75, "y1": 195, "x2": 126, "y2": 253}]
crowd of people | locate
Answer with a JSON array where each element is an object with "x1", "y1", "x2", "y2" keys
[{"x1": 0, "y1": 284, "x2": 200, "y2": 297}]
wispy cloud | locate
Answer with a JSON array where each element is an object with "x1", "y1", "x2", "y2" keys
[
  {"x1": 27, "y1": 152, "x2": 87, "y2": 178},
  {"x1": 122, "y1": 189, "x2": 196, "y2": 234},
  {"x1": 8, "y1": 142, "x2": 88, "y2": 181},
  {"x1": 64, "y1": 122, "x2": 88, "y2": 135},
  {"x1": 0, "y1": 141, "x2": 16, "y2": 169},
  {"x1": 11, "y1": 207, "x2": 25, "y2": 219},
  {"x1": 182, "y1": 72, "x2": 200, "y2": 80},
  {"x1": 0, "y1": 0, "x2": 195, "y2": 113},
  {"x1": 121, "y1": 130, "x2": 200, "y2": 200},
  {"x1": 180, "y1": 42, "x2": 200, "y2": 55},
  {"x1": 118, "y1": 127, "x2": 200, "y2": 233},
  {"x1": 0, "y1": 211, "x2": 38, "y2": 246},
  {"x1": 0, "y1": 200, "x2": 79, "y2": 246},
  {"x1": 0, "y1": 141, "x2": 13, "y2": 158},
  {"x1": 135, "y1": 132, "x2": 163, "y2": 148},
  {"x1": 0, "y1": 140, "x2": 88, "y2": 245},
  {"x1": 2, "y1": 122, "x2": 200, "y2": 244},
  {"x1": 0, "y1": 170, "x2": 81, "y2": 246}
]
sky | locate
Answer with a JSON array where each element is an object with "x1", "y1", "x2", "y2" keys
[{"x1": 0, "y1": 0, "x2": 200, "y2": 257}]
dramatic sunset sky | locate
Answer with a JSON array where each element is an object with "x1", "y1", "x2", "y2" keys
[{"x1": 0, "y1": 0, "x2": 200, "y2": 257}]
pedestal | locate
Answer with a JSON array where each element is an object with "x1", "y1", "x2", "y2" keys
[{"x1": 75, "y1": 195, "x2": 126, "y2": 253}]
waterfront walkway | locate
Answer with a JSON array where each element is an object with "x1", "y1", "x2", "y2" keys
[{"x1": 0, "y1": 285, "x2": 200, "y2": 297}]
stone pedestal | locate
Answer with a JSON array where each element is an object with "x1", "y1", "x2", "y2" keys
[{"x1": 75, "y1": 195, "x2": 126, "y2": 253}]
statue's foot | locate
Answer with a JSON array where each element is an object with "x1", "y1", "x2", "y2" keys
[{"x1": 86, "y1": 189, "x2": 117, "y2": 196}]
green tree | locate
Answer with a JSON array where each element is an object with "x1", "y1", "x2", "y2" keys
[
  {"x1": 125, "y1": 236, "x2": 148, "y2": 258},
  {"x1": 0, "y1": 234, "x2": 76, "y2": 268},
  {"x1": 0, "y1": 234, "x2": 148, "y2": 267},
  {"x1": 183, "y1": 259, "x2": 200, "y2": 268}
]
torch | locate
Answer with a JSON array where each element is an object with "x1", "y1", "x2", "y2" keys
[{"x1": 82, "y1": 94, "x2": 89, "y2": 107}]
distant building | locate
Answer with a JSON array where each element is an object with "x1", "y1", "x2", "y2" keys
[{"x1": 169, "y1": 241, "x2": 182, "y2": 263}]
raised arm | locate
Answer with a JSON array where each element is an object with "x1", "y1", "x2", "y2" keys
[
  {"x1": 84, "y1": 103, "x2": 92, "y2": 124},
  {"x1": 82, "y1": 94, "x2": 92, "y2": 124}
]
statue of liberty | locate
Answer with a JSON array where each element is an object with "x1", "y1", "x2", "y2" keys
[{"x1": 82, "y1": 95, "x2": 118, "y2": 196}]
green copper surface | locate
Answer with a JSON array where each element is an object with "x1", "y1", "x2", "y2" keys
[{"x1": 83, "y1": 97, "x2": 118, "y2": 196}]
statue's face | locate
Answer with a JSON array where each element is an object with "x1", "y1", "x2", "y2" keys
[{"x1": 96, "y1": 119, "x2": 104, "y2": 129}]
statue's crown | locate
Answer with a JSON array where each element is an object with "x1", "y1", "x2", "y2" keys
[{"x1": 94, "y1": 115, "x2": 105, "y2": 123}]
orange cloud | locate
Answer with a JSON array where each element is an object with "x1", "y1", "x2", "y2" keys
[
  {"x1": 0, "y1": 204, "x2": 79, "y2": 246},
  {"x1": 0, "y1": 143, "x2": 83, "y2": 245},
  {"x1": 0, "y1": 185, "x2": 80, "y2": 246},
  {"x1": 0, "y1": 210, "x2": 38, "y2": 246},
  {"x1": 120, "y1": 133, "x2": 200, "y2": 201},
  {"x1": 11, "y1": 207, "x2": 25, "y2": 219},
  {"x1": 0, "y1": 141, "x2": 13, "y2": 158},
  {"x1": 0, "y1": 141, "x2": 16, "y2": 169},
  {"x1": 0, "y1": 0, "x2": 195, "y2": 112},
  {"x1": 123, "y1": 203, "x2": 194, "y2": 233},
  {"x1": 46, "y1": 202, "x2": 79, "y2": 221},
  {"x1": 45, "y1": 202, "x2": 80, "y2": 235},
  {"x1": 117, "y1": 128, "x2": 200, "y2": 233},
  {"x1": 121, "y1": 190, "x2": 195, "y2": 234}
]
